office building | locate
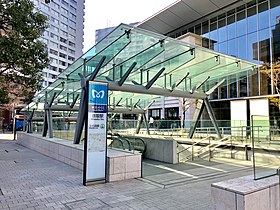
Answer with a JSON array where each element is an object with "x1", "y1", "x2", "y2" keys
[
  {"x1": 138, "y1": 0, "x2": 280, "y2": 124},
  {"x1": 32, "y1": 0, "x2": 85, "y2": 87}
]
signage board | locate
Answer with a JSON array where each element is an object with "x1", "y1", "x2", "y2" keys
[{"x1": 83, "y1": 81, "x2": 108, "y2": 185}]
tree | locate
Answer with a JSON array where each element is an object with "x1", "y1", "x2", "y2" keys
[
  {"x1": 0, "y1": 0, "x2": 49, "y2": 108},
  {"x1": 260, "y1": 62, "x2": 280, "y2": 109}
]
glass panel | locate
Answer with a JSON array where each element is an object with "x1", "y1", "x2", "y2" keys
[
  {"x1": 237, "y1": 19, "x2": 246, "y2": 37},
  {"x1": 247, "y1": 10, "x2": 257, "y2": 33},
  {"x1": 251, "y1": 115, "x2": 277, "y2": 180},
  {"x1": 248, "y1": 32, "x2": 258, "y2": 62},
  {"x1": 270, "y1": 0, "x2": 280, "y2": 26},
  {"x1": 228, "y1": 38, "x2": 237, "y2": 57},
  {"x1": 237, "y1": 36, "x2": 247, "y2": 59},
  {"x1": 258, "y1": 7, "x2": 269, "y2": 30},
  {"x1": 227, "y1": 22, "x2": 236, "y2": 40}
]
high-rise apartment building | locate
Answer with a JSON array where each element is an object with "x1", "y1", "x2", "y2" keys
[{"x1": 31, "y1": 0, "x2": 85, "y2": 87}]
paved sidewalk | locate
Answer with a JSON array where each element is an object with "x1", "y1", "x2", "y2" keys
[{"x1": 0, "y1": 139, "x2": 253, "y2": 210}]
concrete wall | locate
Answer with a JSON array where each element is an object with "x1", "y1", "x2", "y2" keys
[
  {"x1": 140, "y1": 136, "x2": 177, "y2": 163},
  {"x1": 212, "y1": 175, "x2": 280, "y2": 210},
  {"x1": 17, "y1": 132, "x2": 141, "y2": 182}
]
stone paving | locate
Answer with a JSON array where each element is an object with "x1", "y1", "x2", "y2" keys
[{"x1": 0, "y1": 138, "x2": 254, "y2": 210}]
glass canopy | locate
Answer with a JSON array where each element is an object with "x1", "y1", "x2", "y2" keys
[{"x1": 22, "y1": 23, "x2": 259, "y2": 111}]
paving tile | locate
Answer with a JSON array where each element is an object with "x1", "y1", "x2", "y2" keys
[{"x1": 0, "y1": 139, "x2": 254, "y2": 210}]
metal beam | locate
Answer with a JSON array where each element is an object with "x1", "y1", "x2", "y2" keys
[
  {"x1": 171, "y1": 72, "x2": 190, "y2": 91},
  {"x1": 188, "y1": 99, "x2": 205, "y2": 138},
  {"x1": 204, "y1": 98, "x2": 222, "y2": 139},
  {"x1": 206, "y1": 78, "x2": 225, "y2": 95},
  {"x1": 118, "y1": 62, "x2": 137, "y2": 86},
  {"x1": 73, "y1": 80, "x2": 87, "y2": 144},
  {"x1": 70, "y1": 94, "x2": 80, "y2": 108},
  {"x1": 190, "y1": 76, "x2": 210, "y2": 94},
  {"x1": 88, "y1": 56, "x2": 107, "y2": 81},
  {"x1": 108, "y1": 81, "x2": 207, "y2": 99},
  {"x1": 46, "y1": 109, "x2": 53, "y2": 138},
  {"x1": 136, "y1": 114, "x2": 144, "y2": 134},
  {"x1": 146, "y1": 67, "x2": 165, "y2": 89}
]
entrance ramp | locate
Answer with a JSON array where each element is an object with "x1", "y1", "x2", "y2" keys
[{"x1": 140, "y1": 158, "x2": 253, "y2": 188}]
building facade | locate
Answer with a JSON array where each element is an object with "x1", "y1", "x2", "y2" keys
[
  {"x1": 32, "y1": 0, "x2": 85, "y2": 87},
  {"x1": 138, "y1": 0, "x2": 280, "y2": 124}
]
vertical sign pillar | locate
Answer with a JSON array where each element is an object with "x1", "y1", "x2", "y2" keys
[{"x1": 83, "y1": 81, "x2": 108, "y2": 185}]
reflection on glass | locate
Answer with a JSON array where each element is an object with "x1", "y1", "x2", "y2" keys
[
  {"x1": 237, "y1": 36, "x2": 247, "y2": 59},
  {"x1": 258, "y1": 10, "x2": 269, "y2": 30},
  {"x1": 228, "y1": 39, "x2": 236, "y2": 57},
  {"x1": 270, "y1": 0, "x2": 280, "y2": 26}
]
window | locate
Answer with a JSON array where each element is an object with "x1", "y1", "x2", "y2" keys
[
  {"x1": 69, "y1": 5, "x2": 76, "y2": 12},
  {"x1": 50, "y1": 25, "x2": 59, "y2": 33},
  {"x1": 68, "y1": 49, "x2": 75, "y2": 55},
  {"x1": 43, "y1": 31, "x2": 49, "y2": 36},
  {"x1": 69, "y1": 27, "x2": 76, "y2": 34},
  {"x1": 68, "y1": 41, "x2": 75, "y2": 47},
  {"x1": 59, "y1": 52, "x2": 67, "y2": 58},
  {"x1": 69, "y1": 34, "x2": 75, "y2": 40},
  {"x1": 50, "y1": 74, "x2": 57, "y2": 79},
  {"x1": 41, "y1": 3, "x2": 49, "y2": 11},
  {"x1": 61, "y1": 7, "x2": 68, "y2": 15},
  {"x1": 61, "y1": 14, "x2": 68, "y2": 22},
  {"x1": 53, "y1": 2, "x2": 59, "y2": 9},
  {"x1": 50, "y1": 49, "x2": 58, "y2": 55},
  {"x1": 60, "y1": 45, "x2": 67, "y2": 51},
  {"x1": 69, "y1": 13, "x2": 76, "y2": 20},
  {"x1": 59, "y1": 60, "x2": 67, "y2": 66},
  {"x1": 69, "y1": 0, "x2": 77, "y2": 5},
  {"x1": 49, "y1": 66, "x2": 57, "y2": 71},
  {"x1": 61, "y1": 0, "x2": 68, "y2": 7},
  {"x1": 50, "y1": 33, "x2": 59, "y2": 40},
  {"x1": 68, "y1": 56, "x2": 75, "y2": 61},
  {"x1": 60, "y1": 37, "x2": 67, "y2": 44},
  {"x1": 50, "y1": 41, "x2": 58, "y2": 48},
  {"x1": 51, "y1": 17, "x2": 59, "y2": 25},
  {"x1": 60, "y1": 22, "x2": 68, "y2": 30},
  {"x1": 61, "y1": 30, "x2": 68, "y2": 37},
  {"x1": 59, "y1": 68, "x2": 64, "y2": 73},
  {"x1": 69, "y1": 19, "x2": 76, "y2": 26},
  {"x1": 40, "y1": 37, "x2": 48, "y2": 44},
  {"x1": 50, "y1": 57, "x2": 58, "y2": 64},
  {"x1": 51, "y1": 9, "x2": 59, "y2": 17}
]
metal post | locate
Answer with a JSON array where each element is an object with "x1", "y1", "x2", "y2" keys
[
  {"x1": 204, "y1": 98, "x2": 222, "y2": 139},
  {"x1": 143, "y1": 114, "x2": 150, "y2": 135},
  {"x1": 46, "y1": 109, "x2": 53, "y2": 138},
  {"x1": 136, "y1": 114, "x2": 143, "y2": 134},
  {"x1": 189, "y1": 99, "x2": 205, "y2": 138}
]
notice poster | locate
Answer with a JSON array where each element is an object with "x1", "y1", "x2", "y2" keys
[{"x1": 84, "y1": 81, "x2": 108, "y2": 185}]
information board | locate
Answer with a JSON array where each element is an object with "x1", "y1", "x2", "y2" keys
[{"x1": 83, "y1": 81, "x2": 108, "y2": 185}]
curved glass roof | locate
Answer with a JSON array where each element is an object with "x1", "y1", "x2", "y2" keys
[{"x1": 22, "y1": 23, "x2": 259, "y2": 111}]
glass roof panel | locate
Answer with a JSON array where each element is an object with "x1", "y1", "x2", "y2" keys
[{"x1": 22, "y1": 23, "x2": 260, "y2": 111}]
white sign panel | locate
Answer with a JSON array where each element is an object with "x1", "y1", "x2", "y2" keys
[{"x1": 84, "y1": 81, "x2": 107, "y2": 185}]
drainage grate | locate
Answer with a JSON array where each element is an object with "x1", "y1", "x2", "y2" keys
[{"x1": 0, "y1": 188, "x2": 3, "y2": 196}]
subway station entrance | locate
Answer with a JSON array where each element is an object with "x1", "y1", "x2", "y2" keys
[{"x1": 20, "y1": 23, "x2": 270, "y2": 183}]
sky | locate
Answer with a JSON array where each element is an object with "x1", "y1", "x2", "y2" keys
[{"x1": 83, "y1": 0, "x2": 176, "y2": 52}]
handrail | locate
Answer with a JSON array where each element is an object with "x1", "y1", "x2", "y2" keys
[
  {"x1": 177, "y1": 136, "x2": 213, "y2": 155},
  {"x1": 178, "y1": 136, "x2": 230, "y2": 162}
]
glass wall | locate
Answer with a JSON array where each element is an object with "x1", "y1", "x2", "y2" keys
[{"x1": 168, "y1": 0, "x2": 280, "y2": 104}]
